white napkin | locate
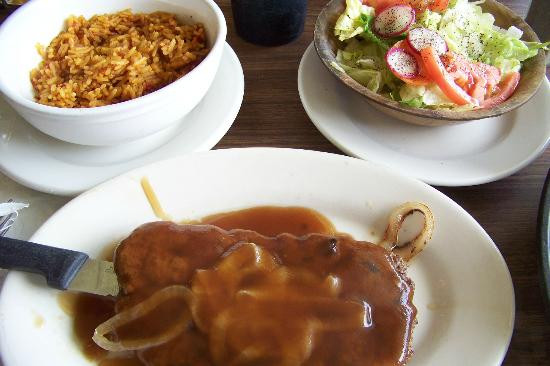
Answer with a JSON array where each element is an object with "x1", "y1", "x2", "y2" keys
[{"x1": 0, "y1": 202, "x2": 29, "y2": 217}]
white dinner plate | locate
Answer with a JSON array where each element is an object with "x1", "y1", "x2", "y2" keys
[
  {"x1": 0, "y1": 148, "x2": 514, "y2": 366},
  {"x1": 0, "y1": 43, "x2": 244, "y2": 196},
  {"x1": 298, "y1": 43, "x2": 550, "y2": 186}
]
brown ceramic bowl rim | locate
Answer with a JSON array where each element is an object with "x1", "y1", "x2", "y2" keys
[{"x1": 314, "y1": 0, "x2": 547, "y2": 123}]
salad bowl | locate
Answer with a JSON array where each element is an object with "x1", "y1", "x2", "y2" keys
[{"x1": 314, "y1": 0, "x2": 547, "y2": 126}]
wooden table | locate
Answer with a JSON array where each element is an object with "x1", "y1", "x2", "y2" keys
[{"x1": 1, "y1": 0, "x2": 549, "y2": 364}]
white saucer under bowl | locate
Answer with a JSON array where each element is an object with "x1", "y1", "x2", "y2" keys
[
  {"x1": 0, "y1": 43, "x2": 244, "y2": 196},
  {"x1": 298, "y1": 43, "x2": 550, "y2": 187}
]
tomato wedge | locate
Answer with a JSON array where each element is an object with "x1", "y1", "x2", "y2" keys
[
  {"x1": 362, "y1": 0, "x2": 394, "y2": 8},
  {"x1": 363, "y1": 0, "x2": 429, "y2": 13},
  {"x1": 402, "y1": 75, "x2": 432, "y2": 86},
  {"x1": 470, "y1": 78, "x2": 487, "y2": 102},
  {"x1": 363, "y1": 0, "x2": 407, "y2": 8},
  {"x1": 420, "y1": 46, "x2": 479, "y2": 106},
  {"x1": 441, "y1": 52, "x2": 474, "y2": 90},
  {"x1": 480, "y1": 72, "x2": 520, "y2": 108},
  {"x1": 472, "y1": 62, "x2": 501, "y2": 95},
  {"x1": 428, "y1": 0, "x2": 449, "y2": 12}
]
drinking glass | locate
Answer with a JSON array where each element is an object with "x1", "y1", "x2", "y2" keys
[{"x1": 231, "y1": 0, "x2": 307, "y2": 46}]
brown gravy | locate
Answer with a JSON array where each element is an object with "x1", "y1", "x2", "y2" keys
[
  {"x1": 200, "y1": 206, "x2": 335, "y2": 237},
  {"x1": 60, "y1": 206, "x2": 415, "y2": 366}
]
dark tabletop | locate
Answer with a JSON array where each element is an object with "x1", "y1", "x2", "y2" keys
[{"x1": 1, "y1": 0, "x2": 549, "y2": 364}]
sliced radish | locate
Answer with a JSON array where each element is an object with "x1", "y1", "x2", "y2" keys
[
  {"x1": 407, "y1": 27, "x2": 448, "y2": 55},
  {"x1": 386, "y1": 47, "x2": 419, "y2": 79},
  {"x1": 373, "y1": 5, "x2": 415, "y2": 38},
  {"x1": 390, "y1": 41, "x2": 431, "y2": 85}
]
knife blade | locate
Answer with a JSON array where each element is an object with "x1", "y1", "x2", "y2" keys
[
  {"x1": 67, "y1": 258, "x2": 119, "y2": 296},
  {"x1": 0, "y1": 236, "x2": 119, "y2": 296}
]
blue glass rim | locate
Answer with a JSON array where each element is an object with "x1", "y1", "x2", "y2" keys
[{"x1": 538, "y1": 168, "x2": 550, "y2": 318}]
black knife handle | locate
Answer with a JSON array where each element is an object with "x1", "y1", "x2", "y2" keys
[{"x1": 0, "y1": 237, "x2": 89, "y2": 290}]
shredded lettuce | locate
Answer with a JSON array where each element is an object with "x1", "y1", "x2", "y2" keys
[
  {"x1": 436, "y1": 0, "x2": 549, "y2": 73},
  {"x1": 492, "y1": 57, "x2": 520, "y2": 73},
  {"x1": 334, "y1": 0, "x2": 396, "y2": 50},
  {"x1": 399, "y1": 84, "x2": 456, "y2": 108},
  {"x1": 333, "y1": 0, "x2": 404, "y2": 92},
  {"x1": 334, "y1": 39, "x2": 401, "y2": 92},
  {"x1": 336, "y1": 61, "x2": 382, "y2": 91},
  {"x1": 416, "y1": 10, "x2": 442, "y2": 31},
  {"x1": 334, "y1": 0, "x2": 375, "y2": 41},
  {"x1": 399, "y1": 83, "x2": 425, "y2": 101},
  {"x1": 400, "y1": 97, "x2": 426, "y2": 108}
]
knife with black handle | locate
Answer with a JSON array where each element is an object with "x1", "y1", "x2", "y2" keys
[{"x1": 0, "y1": 237, "x2": 119, "y2": 296}]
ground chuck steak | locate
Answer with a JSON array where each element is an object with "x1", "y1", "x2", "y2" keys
[{"x1": 114, "y1": 221, "x2": 416, "y2": 366}]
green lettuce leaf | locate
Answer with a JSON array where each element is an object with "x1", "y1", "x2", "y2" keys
[
  {"x1": 437, "y1": 0, "x2": 549, "y2": 73},
  {"x1": 334, "y1": 0, "x2": 375, "y2": 41},
  {"x1": 336, "y1": 62, "x2": 382, "y2": 91},
  {"x1": 416, "y1": 10, "x2": 442, "y2": 31},
  {"x1": 399, "y1": 83, "x2": 456, "y2": 108},
  {"x1": 400, "y1": 97, "x2": 426, "y2": 108},
  {"x1": 334, "y1": 38, "x2": 401, "y2": 92}
]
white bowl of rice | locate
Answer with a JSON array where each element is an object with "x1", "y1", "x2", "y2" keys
[{"x1": 0, "y1": 0, "x2": 226, "y2": 146}]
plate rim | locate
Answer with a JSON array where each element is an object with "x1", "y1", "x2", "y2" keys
[
  {"x1": 0, "y1": 147, "x2": 516, "y2": 365},
  {"x1": 298, "y1": 42, "x2": 550, "y2": 187}
]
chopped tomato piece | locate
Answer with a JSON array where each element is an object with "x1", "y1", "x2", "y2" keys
[
  {"x1": 428, "y1": 0, "x2": 449, "y2": 12},
  {"x1": 363, "y1": 0, "x2": 390, "y2": 7},
  {"x1": 480, "y1": 72, "x2": 520, "y2": 108},
  {"x1": 441, "y1": 52, "x2": 475, "y2": 90},
  {"x1": 470, "y1": 78, "x2": 487, "y2": 102},
  {"x1": 420, "y1": 47, "x2": 478, "y2": 106},
  {"x1": 441, "y1": 51, "x2": 503, "y2": 101},
  {"x1": 365, "y1": 0, "x2": 407, "y2": 13},
  {"x1": 472, "y1": 62, "x2": 501, "y2": 95},
  {"x1": 408, "y1": 0, "x2": 431, "y2": 12},
  {"x1": 450, "y1": 69, "x2": 474, "y2": 90},
  {"x1": 363, "y1": 0, "x2": 407, "y2": 7},
  {"x1": 363, "y1": 0, "x2": 429, "y2": 13}
]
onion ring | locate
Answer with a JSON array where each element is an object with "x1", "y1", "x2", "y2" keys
[
  {"x1": 378, "y1": 202, "x2": 434, "y2": 261},
  {"x1": 93, "y1": 285, "x2": 194, "y2": 352}
]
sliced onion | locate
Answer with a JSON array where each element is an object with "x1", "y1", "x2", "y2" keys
[
  {"x1": 279, "y1": 318, "x2": 317, "y2": 366},
  {"x1": 209, "y1": 310, "x2": 230, "y2": 365},
  {"x1": 378, "y1": 202, "x2": 434, "y2": 261},
  {"x1": 323, "y1": 274, "x2": 341, "y2": 297},
  {"x1": 217, "y1": 242, "x2": 277, "y2": 275},
  {"x1": 93, "y1": 285, "x2": 194, "y2": 352}
]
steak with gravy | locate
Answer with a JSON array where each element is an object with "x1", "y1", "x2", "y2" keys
[{"x1": 113, "y1": 221, "x2": 417, "y2": 366}]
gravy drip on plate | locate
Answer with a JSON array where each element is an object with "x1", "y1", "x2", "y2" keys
[
  {"x1": 200, "y1": 205, "x2": 336, "y2": 237},
  {"x1": 61, "y1": 206, "x2": 416, "y2": 366}
]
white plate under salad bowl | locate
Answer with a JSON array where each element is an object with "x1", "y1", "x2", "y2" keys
[
  {"x1": 0, "y1": 43, "x2": 244, "y2": 196},
  {"x1": 299, "y1": 43, "x2": 550, "y2": 186},
  {"x1": 0, "y1": 148, "x2": 514, "y2": 365}
]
